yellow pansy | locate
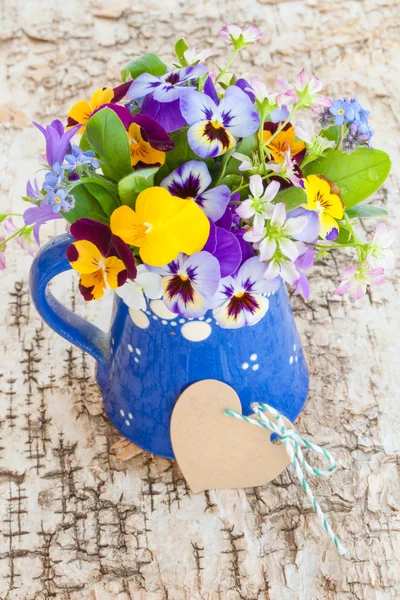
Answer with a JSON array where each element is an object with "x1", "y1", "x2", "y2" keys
[
  {"x1": 262, "y1": 125, "x2": 305, "y2": 163},
  {"x1": 67, "y1": 87, "x2": 114, "y2": 133},
  {"x1": 127, "y1": 123, "x2": 165, "y2": 167},
  {"x1": 110, "y1": 187, "x2": 210, "y2": 266},
  {"x1": 303, "y1": 175, "x2": 344, "y2": 239},
  {"x1": 67, "y1": 240, "x2": 126, "y2": 300}
]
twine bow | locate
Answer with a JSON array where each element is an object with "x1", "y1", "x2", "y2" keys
[{"x1": 226, "y1": 401, "x2": 347, "y2": 555}]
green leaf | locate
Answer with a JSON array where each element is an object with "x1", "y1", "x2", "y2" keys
[
  {"x1": 62, "y1": 184, "x2": 109, "y2": 225},
  {"x1": 275, "y1": 186, "x2": 307, "y2": 211},
  {"x1": 303, "y1": 148, "x2": 391, "y2": 208},
  {"x1": 118, "y1": 168, "x2": 159, "y2": 208},
  {"x1": 155, "y1": 127, "x2": 199, "y2": 182},
  {"x1": 79, "y1": 131, "x2": 91, "y2": 152},
  {"x1": 175, "y1": 38, "x2": 189, "y2": 65},
  {"x1": 85, "y1": 108, "x2": 133, "y2": 182},
  {"x1": 121, "y1": 53, "x2": 167, "y2": 82},
  {"x1": 346, "y1": 204, "x2": 388, "y2": 219},
  {"x1": 320, "y1": 126, "x2": 339, "y2": 142},
  {"x1": 334, "y1": 225, "x2": 352, "y2": 244},
  {"x1": 68, "y1": 177, "x2": 120, "y2": 216},
  {"x1": 220, "y1": 174, "x2": 242, "y2": 191}
]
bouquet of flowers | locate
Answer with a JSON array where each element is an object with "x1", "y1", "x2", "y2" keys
[{"x1": 1, "y1": 23, "x2": 396, "y2": 328}]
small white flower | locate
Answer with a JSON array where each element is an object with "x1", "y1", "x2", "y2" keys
[
  {"x1": 116, "y1": 265, "x2": 163, "y2": 310},
  {"x1": 183, "y1": 46, "x2": 213, "y2": 65},
  {"x1": 366, "y1": 222, "x2": 397, "y2": 270},
  {"x1": 236, "y1": 176, "x2": 280, "y2": 233}
]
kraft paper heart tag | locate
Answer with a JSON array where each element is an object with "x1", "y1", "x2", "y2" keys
[{"x1": 170, "y1": 379, "x2": 291, "y2": 493}]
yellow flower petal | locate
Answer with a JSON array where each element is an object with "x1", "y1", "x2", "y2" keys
[
  {"x1": 128, "y1": 124, "x2": 165, "y2": 166},
  {"x1": 67, "y1": 100, "x2": 92, "y2": 129},
  {"x1": 89, "y1": 87, "x2": 114, "y2": 111},
  {"x1": 110, "y1": 205, "x2": 147, "y2": 247},
  {"x1": 80, "y1": 270, "x2": 107, "y2": 299},
  {"x1": 110, "y1": 187, "x2": 210, "y2": 267},
  {"x1": 104, "y1": 256, "x2": 126, "y2": 289},
  {"x1": 68, "y1": 240, "x2": 102, "y2": 274},
  {"x1": 304, "y1": 175, "x2": 344, "y2": 219},
  {"x1": 262, "y1": 126, "x2": 305, "y2": 163},
  {"x1": 136, "y1": 187, "x2": 210, "y2": 266},
  {"x1": 319, "y1": 212, "x2": 339, "y2": 239}
]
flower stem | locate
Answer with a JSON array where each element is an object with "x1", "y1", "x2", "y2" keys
[
  {"x1": 262, "y1": 106, "x2": 298, "y2": 148},
  {"x1": 215, "y1": 48, "x2": 238, "y2": 84},
  {"x1": 336, "y1": 124, "x2": 346, "y2": 150},
  {"x1": 0, "y1": 225, "x2": 26, "y2": 250},
  {"x1": 307, "y1": 241, "x2": 366, "y2": 250}
]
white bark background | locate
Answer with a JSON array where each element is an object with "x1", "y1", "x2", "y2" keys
[{"x1": 0, "y1": 0, "x2": 400, "y2": 598}]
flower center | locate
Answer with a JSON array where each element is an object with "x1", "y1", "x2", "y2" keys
[
  {"x1": 165, "y1": 72, "x2": 180, "y2": 85},
  {"x1": 144, "y1": 221, "x2": 152, "y2": 234}
]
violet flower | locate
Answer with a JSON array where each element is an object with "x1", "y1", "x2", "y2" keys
[
  {"x1": 148, "y1": 251, "x2": 220, "y2": 318},
  {"x1": 160, "y1": 160, "x2": 231, "y2": 222},
  {"x1": 33, "y1": 119, "x2": 80, "y2": 167},
  {"x1": 180, "y1": 85, "x2": 260, "y2": 158},
  {"x1": 212, "y1": 256, "x2": 275, "y2": 329}
]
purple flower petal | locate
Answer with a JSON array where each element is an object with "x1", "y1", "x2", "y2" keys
[
  {"x1": 287, "y1": 207, "x2": 320, "y2": 242},
  {"x1": 111, "y1": 235, "x2": 137, "y2": 279},
  {"x1": 212, "y1": 227, "x2": 242, "y2": 277},
  {"x1": 130, "y1": 114, "x2": 174, "y2": 151},
  {"x1": 126, "y1": 73, "x2": 162, "y2": 101},
  {"x1": 162, "y1": 251, "x2": 220, "y2": 317},
  {"x1": 234, "y1": 229, "x2": 256, "y2": 266},
  {"x1": 218, "y1": 86, "x2": 260, "y2": 137},
  {"x1": 23, "y1": 202, "x2": 62, "y2": 246},
  {"x1": 203, "y1": 219, "x2": 217, "y2": 253},
  {"x1": 152, "y1": 82, "x2": 194, "y2": 103},
  {"x1": 215, "y1": 206, "x2": 233, "y2": 230},
  {"x1": 70, "y1": 218, "x2": 112, "y2": 257},
  {"x1": 204, "y1": 76, "x2": 219, "y2": 104},
  {"x1": 161, "y1": 160, "x2": 211, "y2": 198},
  {"x1": 180, "y1": 91, "x2": 218, "y2": 125},
  {"x1": 197, "y1": 184, "x2": 231, "y2": 222},
  {"x1": 269, "y1": 105, "x2": 290, "y2": 123},
  {"x1": 112, "y1": 81, "x2": 132, "y2": 103},
  {"x1": 92, "y1": 103, "x2": 133, "y2": 130},
  {"x1": 235, "y1": 78, "x2": 255, "y2": 103},
  {"x1": 140, "y1": 96, "x2": 186, "y2": 132}
]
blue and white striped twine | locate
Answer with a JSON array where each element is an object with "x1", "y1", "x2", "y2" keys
[{"x1": 226, "y1": 401, "x2": 346, "y2": 555}]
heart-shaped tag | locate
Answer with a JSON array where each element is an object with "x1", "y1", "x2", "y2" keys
[{"x1": 171, "y1": 379, "x2": 292, "y2": 493}]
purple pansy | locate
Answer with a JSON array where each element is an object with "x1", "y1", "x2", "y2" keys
[
  {"x1": 148, "y1": 251, "x2": 220, "y2": 318},
  {"x1": 127, "y1": 65, "x2": 207, "y2": 134},
  {"x1": 127, "y1": 65, "x2": 207, "y2": 104},
  {"x1": 212, "y1": 256, "x2": 275, "y2": 329},
  {"x1": 33, "y1": 119, "x2": 80, "y2": 167},
  {"x1": 160, "y1": 160, "x2": 230, "y2": 222},
  {"x1": 139, "y1": 96, "x2": 187, "y2": 133},
  {"x1": 203, "y1": 220, "x2": 242, "y2": 277},
  {"x1": 180, "y1": 85, "x2": 260, "y2": 158}
]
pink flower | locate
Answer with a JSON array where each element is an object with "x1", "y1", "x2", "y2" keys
[
  {"x1": 268, "y1": 148, "x2": 304, "y2": 188},
  {"x1": 3, "y1": 217, "x2": 20, "y2": 234},
  {"x1": 218, "y1": 23, "x2": 262, "y2": 47},
  {"x1": 366, "y1": 222, "x2": 397, "y2": 270},
  {"x1": 0, "y1": 238, "x2": 6, "y2": 270},
  {"x1": 277, "y1": 69, "x2": 332, "y2": 112},
  {"x1": 334, "y1": 262, "x2": 385, "y2": 300}
]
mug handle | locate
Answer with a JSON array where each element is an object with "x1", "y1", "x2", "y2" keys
[{"x1": 29, "y1": 233, "x2": 110, "y2": 366}]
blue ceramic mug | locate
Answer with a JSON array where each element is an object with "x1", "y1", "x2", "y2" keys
[{"x1": 30, "y1": 233, "x2": 309, "y2": 459}]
